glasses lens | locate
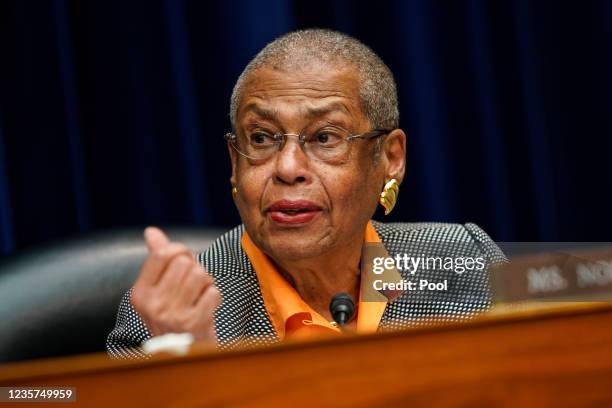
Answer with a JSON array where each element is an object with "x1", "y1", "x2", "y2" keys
[
  {"x1": 230, "y1": 129, "x2": 353, "y2": 163},
  {"x1": 306, "y1": 130, "x2": 351, "y2": 163},
  {"x1": 236, "y1": 132, "x2": 278, "y2": 160}
]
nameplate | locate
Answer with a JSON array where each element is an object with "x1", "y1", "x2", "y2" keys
[{"x1": 491, "y1": 246, "x2": 612, "y2": 301}]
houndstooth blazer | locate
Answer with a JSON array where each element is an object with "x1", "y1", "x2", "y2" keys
[{"x1": 107, "y1": 221, "x2": 506, "y2": 358}]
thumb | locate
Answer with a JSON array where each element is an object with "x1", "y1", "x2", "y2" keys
[{"x1": 144, "y1": 226, "x2": 170, "y2": 252}]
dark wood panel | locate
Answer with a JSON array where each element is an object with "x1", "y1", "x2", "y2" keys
[{"x1": 1, "y1": 303, "x2": 612, "y2": 407}]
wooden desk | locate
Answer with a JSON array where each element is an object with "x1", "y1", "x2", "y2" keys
[{"x1": 1, "y1": 302, "x2": 612, "y2": 407}]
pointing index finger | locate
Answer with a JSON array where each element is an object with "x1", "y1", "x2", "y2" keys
[{"x1": 144, "y1": 226, "x2": 170, "y2": 252}]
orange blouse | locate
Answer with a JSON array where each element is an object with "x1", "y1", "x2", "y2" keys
[{"x1": 241, "y1": 221, "x2": 392, "y2": 341}]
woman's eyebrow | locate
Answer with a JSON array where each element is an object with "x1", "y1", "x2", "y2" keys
[
  {"x1": 242, "y1": 104, "x2": 279, "y2": 121},
  {"x1": 303, "y1": 102, "x2": 351, "y2": 119},
  {"x1": 242, "y1": 102, "x2": 351, "y2": 123}
]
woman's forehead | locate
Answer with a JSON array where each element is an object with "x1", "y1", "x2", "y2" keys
[
  {"x1": 240, "y1": 101, "x2": 353, "y2": 122},
  {"x1": 237, "y1": 65, "x2": 365, "y2": 124}
]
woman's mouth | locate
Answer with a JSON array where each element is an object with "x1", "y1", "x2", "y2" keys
[{"x1": 267, "y1": 200, "x2": 323, "y2": 225}]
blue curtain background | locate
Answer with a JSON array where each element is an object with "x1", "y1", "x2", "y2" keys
[{"x1": 0, "y1": 0, "x2": 610, "y2": 255}]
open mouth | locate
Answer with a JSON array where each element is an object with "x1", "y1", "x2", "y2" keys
[{"x1": 267, "y1": 200, "x2": 323, "y2": 225}]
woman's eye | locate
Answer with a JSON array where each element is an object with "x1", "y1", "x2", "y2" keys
[
  {"x1": 315, "y1": 132, "x2": 341, "y2": 146},
  {"x1": 250, "y1": 133, "x2": 273, "y2": 145}
]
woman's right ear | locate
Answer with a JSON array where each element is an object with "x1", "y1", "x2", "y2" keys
[{"x1": 228, "y1": 142, "x2": 238, "y2": 185}]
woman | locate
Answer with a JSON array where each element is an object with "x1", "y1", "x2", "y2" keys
[{"x1": 107, "y1": 29, "x2": 505, "y2": 358}]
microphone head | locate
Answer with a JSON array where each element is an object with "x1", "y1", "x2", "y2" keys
[{"x1": 329, "y1": 293, "x2": 355, "y2": 326}]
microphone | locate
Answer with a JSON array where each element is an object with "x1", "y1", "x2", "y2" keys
[{"x1": 329, "y1": 293, "x2": 355, "y2": 327}]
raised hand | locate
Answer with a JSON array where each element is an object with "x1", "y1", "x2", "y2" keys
[{"x1": 130, "y1": 227, "x2": 221, "y2": 343}]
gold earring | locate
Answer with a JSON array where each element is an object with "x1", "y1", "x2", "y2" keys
[
  {"x1": 379, "y1": 179, "x2": 399, "y2": 215},
  {"x1": 232, "y1": 186, "x2": 238, "y2": 200}
]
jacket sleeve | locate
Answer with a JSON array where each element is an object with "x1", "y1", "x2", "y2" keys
[
  {"x1": 106, "y1": 288, "x2": 152, "y2": 359},
  {"x1": 464, "y1": 222, "x2": 508, "y2": 266}
]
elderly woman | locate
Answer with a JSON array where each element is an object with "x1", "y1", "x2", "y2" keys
[{"x1": 107, "y1": 29, "x2": 505, "y2": 358}]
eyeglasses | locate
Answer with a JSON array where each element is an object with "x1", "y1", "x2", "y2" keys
[{"x1": 224, "y1": 128, "x2": 391, "y2": 163}]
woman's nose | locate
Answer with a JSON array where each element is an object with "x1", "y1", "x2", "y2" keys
[{"x1": 273, "y1": 137, "x2": 312, "y2": 185}]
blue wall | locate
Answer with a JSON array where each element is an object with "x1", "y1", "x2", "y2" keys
[{"x1": 0, "y1": 0, "x2": 611, "y2": 254}]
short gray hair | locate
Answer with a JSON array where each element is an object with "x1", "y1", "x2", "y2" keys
[{"x1": 229, "y1": 29, "x2": 399, "y2": 131}]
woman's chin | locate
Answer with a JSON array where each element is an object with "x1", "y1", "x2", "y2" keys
[
  {"x1": 248, "y1": 215, "x2": 335, "y2": 259},
  {"x1": 263, "y1": 234, "x2": 334, "y2": 261},
  {"x1": 268, "y1": 244, "x2": 327, "y2": 261}
]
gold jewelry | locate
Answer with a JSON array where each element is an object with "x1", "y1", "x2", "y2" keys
[
  {"x1": 231, "y1": 186, "x2": 238, "y2": 200},
  {"x1": 379, "y1": 178, "x2": 399, "y2": 215}
]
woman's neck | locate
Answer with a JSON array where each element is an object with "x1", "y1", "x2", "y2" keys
[{"x1": 272, "y1": 240, "x2": 363, "y2": 321}]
